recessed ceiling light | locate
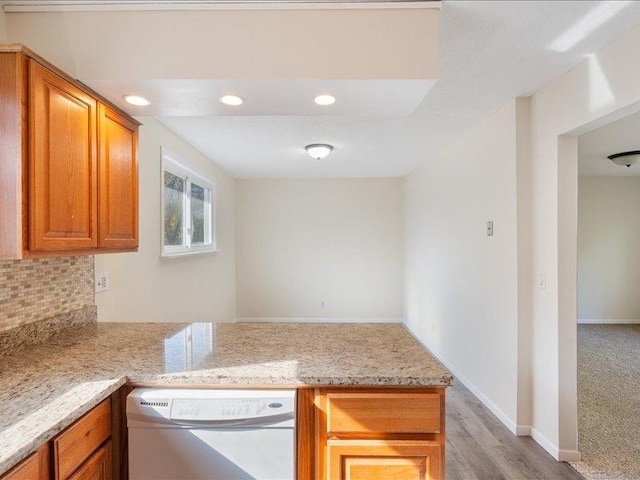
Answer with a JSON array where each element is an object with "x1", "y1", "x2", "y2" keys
[
  {"x1": 314, "y1": 94, "x2": 336, "y2": 106},
  {"x1": 305, "y1": 144, "x2": 334, "y2": 160},
  {"x1": 219, "y1": 95, "x2": 244, "y2": 106},
  {"x1": 122, "y1": 94, "x2": 151, "y2": 106}
]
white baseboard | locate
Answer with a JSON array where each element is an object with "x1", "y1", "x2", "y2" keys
[
  {"x1": 530, "y1": 428, "x2": 581, "y2": 461},
  {"x1": 402, "y1": 324, "x2": 520, "y2": 435},
  {"x1": 403, "y1": 324, "x2": 580, "y2": 462},
  {"x1": 558, "y1": 449, "x2": 581, "y2": 462},
  {"x1": 530, "y1": 428, "x2": 559, "y2": 459},
  {"x1": 578, "y1": 318, "x2": 640, "y2": 324},
  {"x1": 235, "y1": 317, "x2": 403, "y2": 324}
]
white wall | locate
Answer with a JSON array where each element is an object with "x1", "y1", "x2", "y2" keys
[
  {"x1": 405, "y1": 22, "x2": 640, "y2": 460},
  {"x1": 95, "y1": 118, "x2": 236, "y2": 323},
  {"x1": 529, "y1": 23, "x2": 640, "y2": 458},
  {"x1": 578, "y1": 176, "x2": 640, "y2": 322},
  {"x1": 404, "y1": 100, "x2": 525, "y2": 431},
  {"x1": 0, "y1": 8, "x2": 6, "y2": 41},
  {"x1": 4, "y1": 9, "x2": 437, "y2": 81},
  {"x1": 236, "y1": 179, "x2": 403, "y2": 320}
]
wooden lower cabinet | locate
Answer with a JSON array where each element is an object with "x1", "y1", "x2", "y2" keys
[
  {"x1": 67, "y1": 442, "x2": 112, "y2": 480},
  {"x1": 0, "y1": 399, "x2": 112, "y2": 480},
  {"x1": 54, "y1": 399, "x2": 111, "y2": 480},
  {"x1": 0, "y1": 445, "x2": 49, "y2": 480},
  {"x1": 327, "y1": 440, "x2": 441, "y2": 480},
  {"x1": 311, "y1": 387, "x2": 447, "y2": 480}
]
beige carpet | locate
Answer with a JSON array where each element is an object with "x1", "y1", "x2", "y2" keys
[{"x1": 570, "y1": 325, "x2": 640, "y2": 480}]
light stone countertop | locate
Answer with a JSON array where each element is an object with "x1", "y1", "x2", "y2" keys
[{"x1": 0, "y1": 322, "x2": 452, "y2": 475}]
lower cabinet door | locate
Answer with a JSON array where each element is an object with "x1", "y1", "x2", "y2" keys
[
  {"x1": 67, "y1": 442, "x2": 112, "y2": 480},
  {"x1": 1, "y1": 445, "x2": 50, "y2": 480},
  {"x1": 327, "y1": 440, "x2": 441, "y2": 480}
]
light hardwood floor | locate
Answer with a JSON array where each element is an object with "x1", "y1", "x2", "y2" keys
[{"x1": 446, "y1": 380, "x2": 584, "y2": 480}]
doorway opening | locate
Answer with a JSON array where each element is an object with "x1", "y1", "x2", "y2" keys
[{"x1": 569, "y1": 109, "x2": 640, "y2": 479}]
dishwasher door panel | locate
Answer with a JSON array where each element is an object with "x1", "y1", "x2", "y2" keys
[{"x1": 129, "y1": 426, "x2": 295, "y2": 480}]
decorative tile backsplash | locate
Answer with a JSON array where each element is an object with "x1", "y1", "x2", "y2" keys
[{"x1": 0, "y1": 256, "x2": 94, "y2": 333}]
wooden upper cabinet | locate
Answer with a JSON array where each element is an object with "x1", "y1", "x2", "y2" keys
[
  {"x1": 29, "y1": 60, "x2": 98, "y2": 252},
  {"x1": 98, "y1": 105, "x2": 138, "y2": 249},
  {"x1": 0, "y1": 45, "x2": 139, "y2": 259}
]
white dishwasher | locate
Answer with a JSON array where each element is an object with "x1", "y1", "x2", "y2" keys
[{"x1": 127, "y1": 388, "x2": 296, "y2": 480}]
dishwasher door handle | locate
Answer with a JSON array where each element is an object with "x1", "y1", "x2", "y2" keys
[{"x1": 165, "y1": 412, "x2": 295, "y2": 428}]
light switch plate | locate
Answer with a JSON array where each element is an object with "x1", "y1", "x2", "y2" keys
[
  {"x1": 537, "y1": 273, "x2": 546, "y2": 289},
  {"x1": 487, "y1": 220, "x2": 494, "y2": 236}
]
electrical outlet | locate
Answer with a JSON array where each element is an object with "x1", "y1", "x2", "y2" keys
[
  {"x1": 95, "y1": 272, "x2": 108, "y2": 293},
  {"x1": 320, "y1": 300, "x2": 326, "y2": 309}
]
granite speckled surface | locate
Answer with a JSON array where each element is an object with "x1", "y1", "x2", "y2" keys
[
  {"x1": 0, "y1": 306, "x2": 97, "y2": 358},
  {"x1": 0, "y1": 322, "x2": 452, "y2": 475}
]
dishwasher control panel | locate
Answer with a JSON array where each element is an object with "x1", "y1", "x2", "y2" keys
[
  {"x1": 127, "y1": 388, "x2": 296, "y2": 426},
  {"x1": 172, "y1": 397, "x2": 284, "y2": 420}
]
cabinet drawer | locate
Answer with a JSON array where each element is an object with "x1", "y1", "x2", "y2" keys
[
  {"x1": 326, "y1": 393, "x2": 441, "y2": 434},
  {"x1": 327, "y1": 439, "x2": 441, "y2": 480},
  {"x1": 54, "y1": 399, "x2": 111, "y2": 480}
]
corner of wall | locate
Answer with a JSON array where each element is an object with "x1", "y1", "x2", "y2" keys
[
  {"x1": 515, "y1": 96, "x2": 534, "y2": 429},
  {"x1": 557, "y1": 135, "x2": 579, "y2": 452},
  {"x1": 404, "y1": 322, "x2": 521, "y2": 436}
]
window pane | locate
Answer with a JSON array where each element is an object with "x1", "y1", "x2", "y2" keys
[
  {"x1": 190, "y1": 182, "x2": 208, "y2": 245},
  {"x1": 164, "y1": 171, "x2": 184, "y2": 246}
]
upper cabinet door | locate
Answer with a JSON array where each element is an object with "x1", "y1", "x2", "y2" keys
[
  {"x1": 97, "y1": 104, "x2": 138, "y2": 249},
  {"x1": 28, "y1": 60, "x2": 98, "y2": 251}
]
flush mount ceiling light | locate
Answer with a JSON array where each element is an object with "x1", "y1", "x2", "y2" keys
[
  {"x1": 608, "y1": 150, "x2": 640, "y2": 168},
  {"x1": 122, "y1": 94, "x2": 150, "y2": 106},
  {"x1": 314, "y1": 94, "x2": 336, "y2": 106},
  {"x1": 219, "y1": 94, "x2": 244, "y2": 106},
  {"x1": 305, "y1": 144, "x2": 333, "y2": 160}
]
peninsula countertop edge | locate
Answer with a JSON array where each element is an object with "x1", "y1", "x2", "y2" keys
[{"x1": 0, "y1": 321, "x2": 453, "y2": 475}]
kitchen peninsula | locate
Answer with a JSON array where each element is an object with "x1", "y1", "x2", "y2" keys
[{"x1": 0, "y1": 322, "x2": 452, "y2": 479}]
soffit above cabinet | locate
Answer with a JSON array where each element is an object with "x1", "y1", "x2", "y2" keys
[
  {"x1": 3, "y1": 0, "x2": 441, "y2": 12},
  {"x1": 3, "y1": 6, "x2": 439, "y2": 117}
]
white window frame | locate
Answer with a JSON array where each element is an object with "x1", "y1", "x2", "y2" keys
[{"x1": 161, "y1": 148, "x2": 217, "y2": 258}]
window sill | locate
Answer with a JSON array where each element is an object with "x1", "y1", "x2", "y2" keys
[{"x1": 160, "y1": 249, "x2": 221, "y2": 259}]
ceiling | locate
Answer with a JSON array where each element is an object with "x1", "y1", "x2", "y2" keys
[
  {"x1": 8, "y1": 1, "x2": 640, "y2": 178},
  {"x1": 86, "y1": 79, "x2": 436, "y2": 117},
  {"x1": 155, "y1": 1, "x2": 640, "y2": 178},
  {"x1": 579, "y1": 110, "x2": 640, "y2": 176}
]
